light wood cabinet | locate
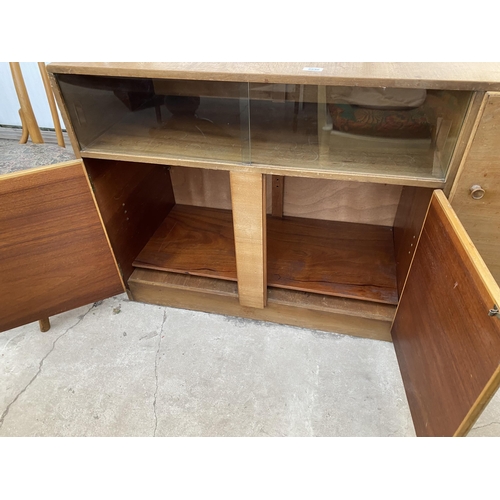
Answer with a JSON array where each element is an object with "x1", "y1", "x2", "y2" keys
[{"x1": 2, "y1": 63, "x2": 500, "y2": 437}]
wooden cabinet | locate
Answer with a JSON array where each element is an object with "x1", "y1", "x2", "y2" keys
[{"x1": 2, "y1": 63, "x2": 500, "y2": 436}]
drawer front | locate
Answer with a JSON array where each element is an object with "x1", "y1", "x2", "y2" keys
[{"x1": 450, "y1": 92, "x2": 500, "y2": 283}]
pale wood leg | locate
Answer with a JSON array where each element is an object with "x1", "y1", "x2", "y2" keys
[
  {"x1": 38, "y1": 317, "x2": 51, "y2": 332},
  {"x1": 18, "y1": 109, "x2": 29, "y2": 144},
  {"x1": 9, "y1": 62, "x2": 44, "y2": 144},
  {"x1": 38, "y1": 62, "x2": 65, "y2": 148},
  {"x1": 230, "y1": 171, "x2": 267, "y2": 309}
]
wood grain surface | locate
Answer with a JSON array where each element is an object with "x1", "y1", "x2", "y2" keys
[
  {"x1": 282, "y1": 177, "x2": 402, "y2": 226},
  {"x1": 170, "y1": 166, "x2": 232, "y2": 210},
  {"x1": 449, "y1": 92, "x2": 500, "y2": 283},
  {"x1": 128, "y1": 268, "x2": 394, "y2": 341},
  {"x1": 113, "y1": 167, "x2": 403, "y2": 226},
  {"x1": 132, "y1": 204, "x2": 398, "y2": 304},
  {"x1": 230, "y1": 171, "x2": 267, "y2": 308},
  {"x1": 84, "y1": 158, "x2": 175, "y2": 282},
  {"x1": 443, "y1": 91, "x2": 485, "y2": 195},
  {"x1": 0, "y1": 161, "x2": 124, "y2": 333},
  {"x1": 393, "y1": 186, "x2": 433, "y2": 296},
  {"x1": 392, "y1": 191, "x2": 500, "y2": 437},
  {"x1": 133, "y1": 205, "x2": 237, "y2": 281},
  {"x1": 47, "y1": 62, "x2": 500, "y2": 91},
  {"x1": 267, "y1": 215, "x2": 398, "y2": 304}
]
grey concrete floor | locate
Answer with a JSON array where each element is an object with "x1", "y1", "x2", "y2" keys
[{"x1": 1, "y1": 294, "x2": 498, "y2": 437}]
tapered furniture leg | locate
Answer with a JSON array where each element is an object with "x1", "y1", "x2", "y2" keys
[{"x1": 38, "y1": 318, "x2": 51, "y2": 332}]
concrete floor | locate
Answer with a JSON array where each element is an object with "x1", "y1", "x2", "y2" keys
[{"x1": 1, "y1": 294, "x2": 499, "y2": 437}]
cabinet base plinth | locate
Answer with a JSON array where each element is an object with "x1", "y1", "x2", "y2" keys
[{"x1": 128, "y1": 269, "x2": 394, "y2": 342}]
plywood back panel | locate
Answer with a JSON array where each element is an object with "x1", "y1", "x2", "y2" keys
[
  {"x1": 282, "y1": 177, "x2": 402, "y2": 226},
  {"x1": 169, "y1": 169, "x2": 401, "y2": 226},
  {"x1": 170, "y1": 166, "x2": 232, "y2": 210}
]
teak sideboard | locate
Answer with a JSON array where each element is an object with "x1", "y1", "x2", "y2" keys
[{"x1": 2, "y1": 62, "x2": 500, "y2": 437}]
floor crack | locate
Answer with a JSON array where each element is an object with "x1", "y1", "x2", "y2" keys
[
  {"x1": 471, "y1": 420, "x2": 500, "y2": 431},
  {"x1": 153, "y1": 310, "x2": 167, "y2": 437},
  {"x1": 0, "y1": 304, "x2": 95, "y2": 430}
]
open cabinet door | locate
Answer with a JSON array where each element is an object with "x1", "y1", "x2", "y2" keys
[
  {"x1": 392, "y1": 190, "x2": 500, "y2": 437},
  {"x1": 0, "y1": 160, "x2": 124, "y2": 333}
]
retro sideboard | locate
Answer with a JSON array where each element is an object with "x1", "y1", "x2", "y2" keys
[{"x1": 2, "y1": 62, "x2": 500, "y2": 436}]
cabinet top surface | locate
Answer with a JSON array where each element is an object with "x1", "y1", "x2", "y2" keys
[{"x1": 47, "y1": 62, "x2": 500, "y2": 90}]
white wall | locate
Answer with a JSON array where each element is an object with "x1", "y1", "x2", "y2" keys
[{"x1": 0, "y1": 62, "x2": 64, "y2": 129}]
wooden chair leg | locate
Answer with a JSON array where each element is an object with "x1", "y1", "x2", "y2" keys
[
  {"x1": 18, "y1": 109, "x2": 29, "y2": 144},
  {"x1": 38, "y1": 62, "x2": 65, "y2": 148},
  {"x1": 9, "y1": 62, "x2": 44, "y2": 144},
  {"x1": 38, "y1": 317, "x2": 51, "y2": 332}
]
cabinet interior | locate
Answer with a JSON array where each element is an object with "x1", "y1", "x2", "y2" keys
[{"x1": 85, "y1": 159, "x2": 432, "y2": 321}]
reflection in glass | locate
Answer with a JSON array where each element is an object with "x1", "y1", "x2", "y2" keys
[
  {"x1": 249, "y1": 83, "x2": 471, "y2": 181},
  {"x1": 57, "y1": 75, "x2": 250, "y2": 164},
  {"x1": 56, "y1": 74, "x2": 471, "y2": 181}
]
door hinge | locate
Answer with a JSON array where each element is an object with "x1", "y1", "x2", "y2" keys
[{"x1": 488, "y1": 304, "x2": 500, "y2": 317}]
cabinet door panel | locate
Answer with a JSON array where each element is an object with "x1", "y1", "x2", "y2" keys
[
  {"x1": 392, "y1": 190, "x2": 500, "y2": 437},
  {"x1": 450, "y1": 92, "x2": 500, "y2": 282},
  {"x1": 0, "y1": 161, "x2": 124, "y2": 333}
]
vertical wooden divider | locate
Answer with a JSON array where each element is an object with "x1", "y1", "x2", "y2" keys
[{"x1": 230, "y1": 171, "x2": 267, "y2": 309}]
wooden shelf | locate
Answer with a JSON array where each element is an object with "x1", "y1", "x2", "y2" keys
[
  {"x1": 133, "y1": 205, "x2": 398, "y2": 305},
  {"x1": 267, "y1": 215, "x2": 398, "y2": 305},
  {"x1": 133, "y1": 205, "x2": 237, "y2": 280},
  {"x1": 250, "y1": 129, "x2": 440, "y2": 181}
]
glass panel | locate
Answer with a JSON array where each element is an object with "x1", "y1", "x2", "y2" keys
[
  {"x1": 249, "y1": 84, "x2": 471, "y2": 181},
  {"x1": 57, "y1": 74, "x2": 472, "y2": 182},
  {"x1": 56, "y1": 75, "x2": 250, "y2": 164}
]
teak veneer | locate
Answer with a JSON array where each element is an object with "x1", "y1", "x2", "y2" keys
[{"x1": 3, "y1": 63, "x2": 500, "y2": 437}]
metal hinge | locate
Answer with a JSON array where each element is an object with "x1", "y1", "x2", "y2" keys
[{"x1": 488, "y1": 305, "x2": 500, "y2": 317}]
